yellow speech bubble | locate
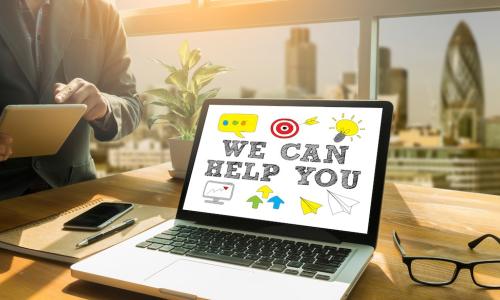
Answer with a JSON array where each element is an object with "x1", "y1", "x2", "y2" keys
[{"x1": 218, "y1": 114, "x2": 258, "y2": 138}]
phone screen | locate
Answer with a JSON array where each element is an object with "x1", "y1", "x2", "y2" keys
[{"x1": 64, "y1": 202, "x2": 133, "y2": 229}]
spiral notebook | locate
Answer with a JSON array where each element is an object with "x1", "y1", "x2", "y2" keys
[{"x1": 0, "y1": 196, "x2": 176, "y2": 263}]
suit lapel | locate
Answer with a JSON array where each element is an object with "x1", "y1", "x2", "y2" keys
[
  {"x1": 39, "y1": 0, "x2": 84, "y2": 102},
  {"x1": 0, "y1": 0, "x2": 38, "y2": 92}
]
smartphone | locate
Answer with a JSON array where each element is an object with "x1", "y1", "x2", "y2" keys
[{"x1": 63, "y1": 202, "x2": 134, "y2": 231}]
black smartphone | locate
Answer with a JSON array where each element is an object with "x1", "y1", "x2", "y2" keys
[{"x1": 63, "y1": 202, "x2": 134, "y2": 231}]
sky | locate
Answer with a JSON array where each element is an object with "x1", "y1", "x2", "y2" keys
[
  {"x1": 115, "y1": 1, "x2": 500, "y2": 127},
  {"x1": 380, "y1": 12, "x2": 500, "y2": 126}
]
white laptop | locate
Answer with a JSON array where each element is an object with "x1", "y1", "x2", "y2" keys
[{"x1": 71, "y1": 99, "x2": 393, "y2": 300}]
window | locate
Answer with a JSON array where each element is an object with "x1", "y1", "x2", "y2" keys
[
  {"x1": 128, "y1": 22, "x2": 359, "y2": 99},
  {"x1": 91, "y1": 21, "x2": 359, "y2": 177},
  {"x1": 95, "y1": 0, "x2": 500, "y2": 196},
  {"x1": 379, "y1": 11, "x2": 500, "y2": 195}
]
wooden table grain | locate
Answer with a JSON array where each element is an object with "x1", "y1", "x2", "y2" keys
[{"x1": 0, "y1": 163, "x2": 498, "y2": 300}]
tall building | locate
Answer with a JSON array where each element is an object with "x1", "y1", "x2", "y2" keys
[
  {"x1": 441, "y1": 21, "x2": 484, "y2": 145},
  {"x1": 378, "y1": 47, "x2": 408, "y2": 132},
  {"x1": 332, "y1": 47, "x2": 407, "y2": 132},
  {"x1": 285, "y1": 27, "x2": 316, "y2": 96}
]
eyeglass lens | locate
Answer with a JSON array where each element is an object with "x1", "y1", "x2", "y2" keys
[
  {"x1": 410, "y1": 259, "x2": 457, "y2": 284},
  {"x1": 473, "y1": 262, "x2": 500, "y2": 288}
]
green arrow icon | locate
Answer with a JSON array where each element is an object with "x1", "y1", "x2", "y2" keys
[{"x1": 247, "y1": 195, "x2": 263, "y2": 209}]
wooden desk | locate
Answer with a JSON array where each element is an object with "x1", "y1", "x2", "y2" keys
[{"x1": 0, "y1": 163, "x2": 498, "y2": 300}]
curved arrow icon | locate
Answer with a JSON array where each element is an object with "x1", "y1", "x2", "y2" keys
[
  {"x1": 257, "y1": 185, "x2": 273, "y2": 199},
  {"x1": 267, "y1": 196, "x2": 284, "y2": 209},
  {"x1": 247, "y1": 195, "x2": 263, "y2": 209}
]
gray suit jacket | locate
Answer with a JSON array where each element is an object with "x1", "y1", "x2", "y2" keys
[{"x1": 0, "y1": 0, "x2": 142, "y2": 199}]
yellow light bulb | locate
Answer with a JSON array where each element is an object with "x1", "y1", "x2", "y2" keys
[{"x1": 334, "y1": 119, "x2": 359, "y2": 142}]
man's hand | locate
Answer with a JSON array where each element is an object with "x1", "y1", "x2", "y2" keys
[
  {"x1": 54, "y1": 78, "x2": 109, "y2": 121},
  {"x1": 0, "y1": 133, "x2": 13, "y2": 162}
]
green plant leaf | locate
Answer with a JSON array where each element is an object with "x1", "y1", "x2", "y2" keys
[
  {"x1": 179, "y1": 40, "x2": 190, "y2": 68},
  {"x1": 188, "y1": 79, "x2": 199, "y2": 95},
  {"x1": 143, "y1": 88, "x2": 173, "y2": 100},
  {"x1": 143, "y1": 88, "x2": 186, "y2": 114},
  {"x1": 192, "y1": 63, "x2": 229, "y2": 91},
  {"x1": 188, "y1": 49, "x2": 201, "y2": 69},
  {"x1": 165, "y1": 70, "x2": 188, "y2": 91},
  {"x1": 146, "y1": 100, "x2": 169, "y2": 107},
  {"x1": 176, "y1": 126, "x2": 196, "y2": 140},
  {"x1": 184, "y1": 92, "x2": 196, "y2": 114},
  {"x1": 146, "y1": 41, "x2": 229, "y2": 141},
  {"x1": 147, "y1": 114, "x2": 169, "y2": 129},
  {"x1": 197, "y1": 88, "x2": 220, "y2": 106},
  {"x1": 147, "y1": 113, "x2": 186, "y2": 134},
  {"x1": 151, "y1": 58, "x2": 177, "y2": 73},
  {"x1": 190, "y1": 107, "x2": 202, "y2": 129}
]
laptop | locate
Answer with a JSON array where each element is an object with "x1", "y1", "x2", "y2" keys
[{"x1": 71, "y1": 99, "x2": 393, "y2": 300}]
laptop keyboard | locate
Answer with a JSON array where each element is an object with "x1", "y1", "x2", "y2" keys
[{"x1": 136, "y1": 225, "x2": 351, "y2": 281}]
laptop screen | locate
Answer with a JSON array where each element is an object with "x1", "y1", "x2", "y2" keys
[{"x1": 182, "y1": 104, "x2": 383, "y2": 235}]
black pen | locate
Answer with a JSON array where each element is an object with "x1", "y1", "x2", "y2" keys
[{"x1": 75, "y1": 218, "x2": 137, "y2": 249}]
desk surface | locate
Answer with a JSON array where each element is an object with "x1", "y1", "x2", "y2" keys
[{"x1": 0, "y1": 164, "x2": 499, "y2": 300}]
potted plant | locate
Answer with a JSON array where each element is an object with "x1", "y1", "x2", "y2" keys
[{"x1": 143, "y1": 41, "x2": 228, "y2": 178}]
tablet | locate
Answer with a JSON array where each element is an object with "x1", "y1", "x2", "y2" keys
[{"x1": 0, "y1": 104, "x2": 87, "y2": 158}]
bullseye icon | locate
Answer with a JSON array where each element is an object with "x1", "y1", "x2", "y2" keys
[{"x1": 271, "y1": 118, "x2": 299, "y2": 138}]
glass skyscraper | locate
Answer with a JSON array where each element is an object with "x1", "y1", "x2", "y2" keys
[{"x1": 440, "y1": 21, "x2": 484, "y2": 145}]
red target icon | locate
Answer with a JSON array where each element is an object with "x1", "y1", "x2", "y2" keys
[{"x1": 271, "y1": 118, "x2": 299, "y2": 138}]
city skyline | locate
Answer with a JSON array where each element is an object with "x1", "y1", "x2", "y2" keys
[
  {"x1": 120, "y1": 5, "x2": 500, "y2": 128},
  {"x1": 380, "y1": 12, "x2": 500, "y2": 125},
  {"x1": 91, "y1": 2, "x2": 500, "y2": 195}
]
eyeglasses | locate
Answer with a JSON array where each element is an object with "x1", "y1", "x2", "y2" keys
[{"x1": 393, "y1": 231, "x2": 500, "y2": 288}]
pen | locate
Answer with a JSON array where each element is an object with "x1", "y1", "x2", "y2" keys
[{"x1": 75, "y1": 218, "x2": 137, "y2": 249}]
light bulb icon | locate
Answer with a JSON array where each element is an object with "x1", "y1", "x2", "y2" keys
[{"x1": 331, "y1": 114, "x2": 365, "y2": 142}]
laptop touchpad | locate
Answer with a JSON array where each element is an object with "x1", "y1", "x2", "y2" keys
[{"x1": 145, "y1": 259, "x2": 253, "y2": 298}]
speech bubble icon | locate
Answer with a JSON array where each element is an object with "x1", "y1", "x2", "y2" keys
[{"x1": 218, "y1": 114, "x2": 258, "y2": 138}]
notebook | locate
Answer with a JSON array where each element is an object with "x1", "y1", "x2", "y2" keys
[{"x1": 0, "y1": 196, "x2": 176, "y2": 263}]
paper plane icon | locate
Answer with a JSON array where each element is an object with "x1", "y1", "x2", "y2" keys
[
  {"x1": 327, "y1": 190, "x2": 359, "y2": 215},
  {"x1": 300, "y1": 197, "x2": 322, "y2": 215}
]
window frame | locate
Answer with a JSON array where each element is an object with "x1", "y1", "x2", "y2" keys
[{"x1": 118, "y1": 0, "x2": 500, "y2": 99}]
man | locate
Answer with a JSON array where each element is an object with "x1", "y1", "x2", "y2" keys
[{"x1": 0, "y1": 0, "x2": 142, "y2": 200}]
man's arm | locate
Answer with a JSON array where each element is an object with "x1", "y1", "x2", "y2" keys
[
  {"x1": 53, "y1": 3, "x2": 142, "y2": 141},
  {"x1": 93, "y1": 2, "x2": 142, "y2": 141}
]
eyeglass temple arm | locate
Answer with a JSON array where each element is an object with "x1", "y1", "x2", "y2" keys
[
  {"x1": 393, "y1": 231, "x2": 407, "y2": 257},
  {"x1": 468, "y1": 234, "x2": 500, "y2": 249}
]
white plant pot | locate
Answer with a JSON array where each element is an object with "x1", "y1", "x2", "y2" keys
[{"x1": 167, "y1": 137, "x2": 193, "y2": 178}]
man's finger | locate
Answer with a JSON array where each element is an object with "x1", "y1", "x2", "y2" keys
[
  {"x1": 68, "y1": 83, "x2": 94, "y2": 104},
  {"x1": 54, "y1": 83, "x2": 66, "y2": 95},
  {"x1": 54, "y1": 78, "x2": 84, "y2": 103}
]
